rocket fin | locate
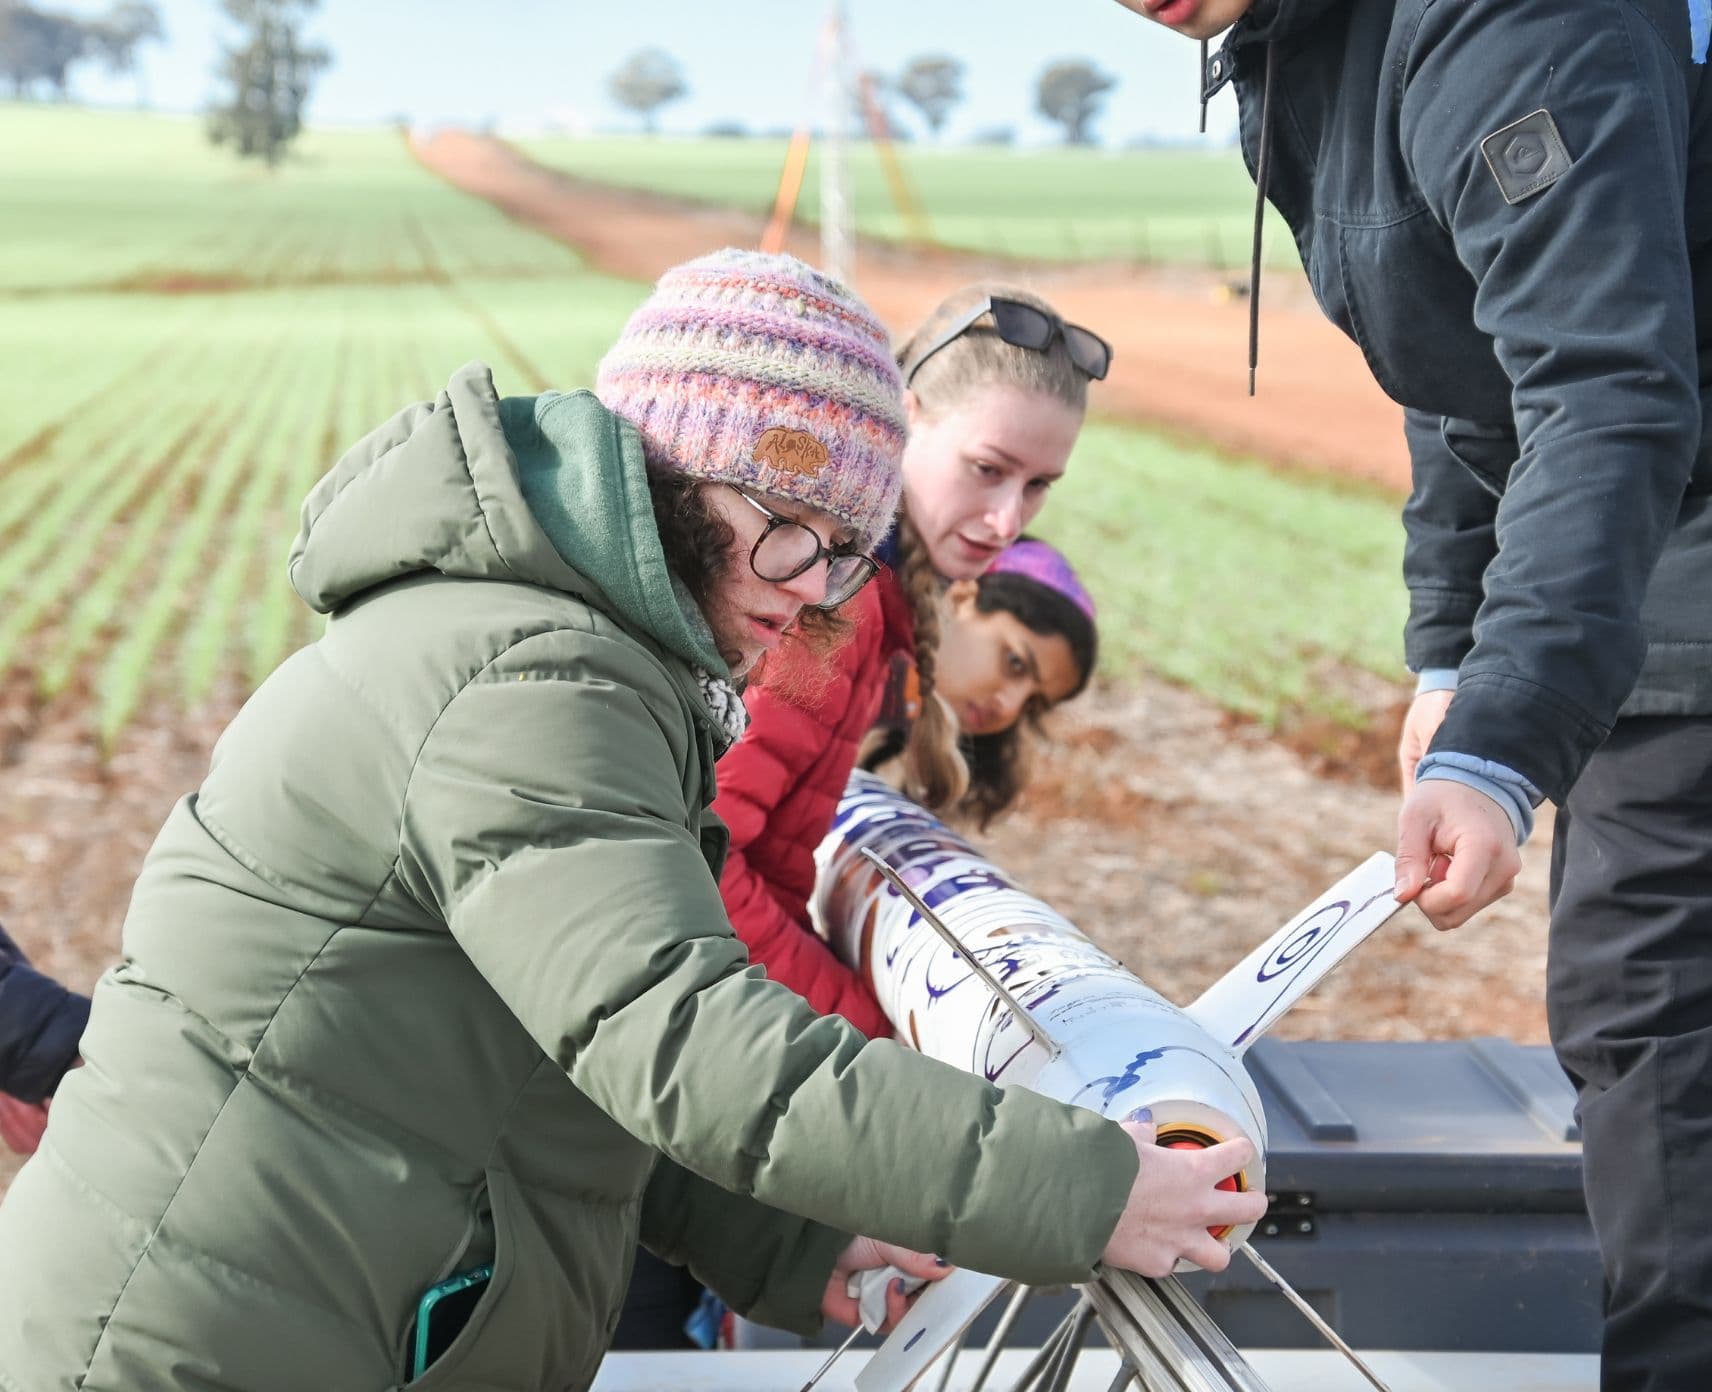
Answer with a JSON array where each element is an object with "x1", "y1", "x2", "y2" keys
[
  {"x1": 1184, "y1": 853, "x2": 1402, "y2": 1055},
  {"x1": 853, "y1": 1268, "x2": 1007, "y2": 1392}
]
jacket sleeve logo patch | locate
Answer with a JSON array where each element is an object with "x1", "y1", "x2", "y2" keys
[
  {"x1": 1480, "y1": 109, "x2": 1573, "y2": 205},
  {"x1": 753, "y1": 426, "x2": 830, "y2": 476}
]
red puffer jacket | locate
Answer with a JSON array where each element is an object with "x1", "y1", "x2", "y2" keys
[{"x1": 714, "y1": 567, "x2": 914, "y2": 1039}]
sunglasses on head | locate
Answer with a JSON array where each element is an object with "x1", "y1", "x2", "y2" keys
[{"x1": 903, "y1": 296, "x2": 1114, "y2": 386}]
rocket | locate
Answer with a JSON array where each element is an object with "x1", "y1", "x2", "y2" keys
[{"x1": 809, "y1": 771, "x2": 1405, "y2": 1391}]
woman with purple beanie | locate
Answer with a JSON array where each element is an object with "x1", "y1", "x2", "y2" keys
[{"x1": 862, "y1": 536, "x2": 1100, "y2": 830}]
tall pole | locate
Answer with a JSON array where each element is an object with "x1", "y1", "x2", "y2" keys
[{"x1": 820, "y1": 0, "x2": 854, "y2": 287}]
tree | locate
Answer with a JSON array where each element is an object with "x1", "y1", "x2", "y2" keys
[
  {"x1": 206, "y1": 0, "x2": 330, "y2": 168},
  {"x1": 608, "y1": 48, "x2": 686, "y2": 135},
  {"x1": 87, "y1": 0, "x2": 163, "y2": 107},
  {"x1": 0, "y1": 3, "x2": 88, "y2": 99},
  {"x1": 1035, "y1": 58, "x2": 1117, "y2": 147},
  {"x1": 895, "y1": 53, "x2": 964, "y2": 140}
]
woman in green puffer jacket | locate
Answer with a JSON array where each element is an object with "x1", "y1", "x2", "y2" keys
[{"x1": 0, "y1": 251, "x2": 1263, "y2": 1392}]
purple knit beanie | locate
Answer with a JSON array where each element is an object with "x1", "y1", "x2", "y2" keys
[
  {"x1": 986, "y1": 539, "x2": 1096, "y2": 622},
  {"x1": 594, "y1": 249, "x2": 906, "y2": 549}
]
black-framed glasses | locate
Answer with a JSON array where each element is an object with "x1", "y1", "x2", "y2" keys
[
  {"x1": 726, "y1": 485, "x2": 880, "y2": 609},
  {"x1": 903, "y1": 295, "x2": 1114, "y2": 385}
]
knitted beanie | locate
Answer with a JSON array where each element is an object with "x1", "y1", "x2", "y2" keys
[
  {"x1": 987, "y1": 539, "x2": 1097, "y2": 622},
  {"x1": 595, "y1": 249, "x2": 906, "y2": 549}
]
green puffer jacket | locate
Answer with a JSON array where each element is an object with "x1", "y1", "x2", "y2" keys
[{"x1": 0, "y1": 362, "x2": 1137, "y2": 1392}]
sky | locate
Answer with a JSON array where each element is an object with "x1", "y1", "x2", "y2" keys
[{"x1": 51, "y1": 0, "x2": 1242, "y2": 146}]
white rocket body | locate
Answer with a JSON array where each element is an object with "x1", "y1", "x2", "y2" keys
[
  {"x1": 812, "y1": 774, "x2": 1265, "y2": 1238},
  {"x1": 811, "y1": 772, "x2": 1402, "y2": 1261}
]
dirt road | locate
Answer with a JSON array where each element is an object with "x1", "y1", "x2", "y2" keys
[{"x1": 412, "y1": 131, "x2": 1412, "y2": 492}]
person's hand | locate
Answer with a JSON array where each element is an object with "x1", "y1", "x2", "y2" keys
[
  {"x1": 1101, "y1": 1121, "x2": 1269, "y2": 1277},
  {"x1": 1394, "y1": 779, "x2": 1520, "y2": 931},
  {"x1": 0, "y1": 1093, "x2": 48, "y2": 1156},
  {"x1": 822, "y1": 1238, "x2": 952, "y2": 1331},
  {"x1": 1397, "y1": 689, "x2": 1454, "y2": 792}
]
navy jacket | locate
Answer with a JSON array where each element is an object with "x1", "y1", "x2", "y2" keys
[
  {"x1": 1213, "y1": 0, "x2": 1712, "y2": 804},
  {"x1": 0, "y1": 923, "x2": 88, "y2": 1103}
]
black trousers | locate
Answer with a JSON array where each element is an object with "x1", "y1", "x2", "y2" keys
[
  {"x1": 1548, "y1": 717, "x2": 1712, "y2": 1392},
  {"x1": 609, "y1": 1247, "x2": 703, "y2": 1351}
]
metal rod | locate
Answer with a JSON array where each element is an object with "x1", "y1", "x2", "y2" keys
[
  {"x1": 928, "y1": 1328, "x2": 968, "y2": 1392},
  {"x1": 1102, "y1": 1276, "x2": 1235, "y2": 1392},
  {"x1": 1000, "y1": 1303, "x2": 1081, "y2": 1392},
  {"x1": 967, "y1": 1283, "x2": 1030, "y2": 1392},
  {"x1": 859, "y1": 849, "x2": 1063, "y2": 1060},
  {"x1": 796, "y1": 1322, "x2": 863, "y2": 1392},
  {"x1": 1039, "y1": 1300, "x2": 1096, "y2": 1392},
  {"x1": 1102, "y1": 1365, "x2": 1139, "y2": 1392},
  {"x1": 1084, "y1": 1284, "x2": 1199, "y2": 1392},
  {"x1": 1101, "y1": 1272, "x2": 1274, "y2": 1392},
  {"x1": 1148, "y1": 1276, "x2": 1271, "y2": 1389},
  {"x1": 1237, "y1": 1244, "x2": 1393, "y2": 1392}
]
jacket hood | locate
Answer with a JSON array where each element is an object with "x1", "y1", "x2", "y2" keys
[{"x1": 288, "y1": 361, "x2": 724, "y2": 677}]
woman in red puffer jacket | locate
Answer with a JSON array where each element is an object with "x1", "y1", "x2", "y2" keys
[{"x1": 714, "y1": 284, "x2": 1111, "y2": 1037}]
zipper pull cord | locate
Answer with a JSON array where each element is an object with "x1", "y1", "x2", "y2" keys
[
  {"x1": 1199, "y1": 38, "x2": 1210, "y2": 133},
  {"x1": 1248, "y1": 41, "x2": 1279, "y2": 397}
]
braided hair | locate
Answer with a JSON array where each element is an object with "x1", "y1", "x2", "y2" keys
[
  {"x1": 891, "y1": 511, "x2": 970, "y2": 810},
  {"x1": 883, "y1": 283, "x2": 1090, "y2": 813}
]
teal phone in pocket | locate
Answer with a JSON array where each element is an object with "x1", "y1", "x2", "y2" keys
[{"x1": 405, "y1": 1264, "x2": 493, "y2": 1381}]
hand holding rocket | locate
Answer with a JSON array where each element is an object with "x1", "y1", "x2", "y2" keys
[{"x1": 1103, "y1": 1119, "x2": 1266, "y2": 1277}]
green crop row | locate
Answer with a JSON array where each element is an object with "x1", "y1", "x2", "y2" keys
[
  {"x1": 0, "y1": 104, "x2": 1404, "y2": 747},
  {"x1": 0, "y1": 104, "x2": 585, "y2": 295}
]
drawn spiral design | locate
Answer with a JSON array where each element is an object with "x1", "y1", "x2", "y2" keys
[{"x1": 1255, "y1": 902, "x2": 1348, "y2": 982}]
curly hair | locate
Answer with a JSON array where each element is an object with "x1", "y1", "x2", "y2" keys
[{"x1": 646, "y1": 470, "x2": 849, "y2": 681}]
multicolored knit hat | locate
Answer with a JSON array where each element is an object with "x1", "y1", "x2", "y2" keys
[
  {"x1": 986, "y1": 539, "x2": 1096, "y2": 622},
  {"x1": 595, "y1": 249, "x2": 906, "y2": 549}
]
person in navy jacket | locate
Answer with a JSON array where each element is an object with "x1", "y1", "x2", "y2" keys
[
  {"x1": 0, "y1": 922, "x2": 88, "y2": 1154},
  {"x1": 1122, "y1": 2, "x2": 1712, "y2": 1387}
]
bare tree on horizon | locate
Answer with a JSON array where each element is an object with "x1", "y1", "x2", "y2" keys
[
  {"x1": 608, "y1": 47, "x2": 687, "y2": 136},
  {"x1": 88, "y1": 0, "x2": 164, "y2": 108},
  {"x1": 895, "y1": 53, "x2": 964, "y2": 140},
  {"x1": 206, "y1": 0, "x2": 329, "y2": 168},
  {"x1": 1035, "y1": 58, "x2": 1118, "y2": 147}
]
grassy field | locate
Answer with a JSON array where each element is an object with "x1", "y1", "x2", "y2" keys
[
  {"x1": 515, "y1": 134, "x2": 1301, "y2": 271},
  {"x1": 1036, "y1": 423, "x2": 1404, "y2": 725},
  {"x1": 0, "y1": 105, "x2": 1400, "y2": 746},
  {"x1": 0, "y1": 104, "x2": 649, "y2": 741}
]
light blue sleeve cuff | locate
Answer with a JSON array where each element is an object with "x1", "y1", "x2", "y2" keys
[
  {"x1": 1414, "y1": 668, "x2": 1459, "y2": 695},
  {"x1": 1415, "y1": 752, "x2": 1541, "y2": 846}
]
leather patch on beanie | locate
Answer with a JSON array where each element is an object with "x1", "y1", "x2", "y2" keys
[
  {"x1": 753, "y1": 426, "x2": 830, "y2": 476},
  {"x1": 1480, "y1": 109, "x2": 1572, "y2": 206}
]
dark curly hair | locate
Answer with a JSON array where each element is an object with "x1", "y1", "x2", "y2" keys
[{"x1": 646, "y1": 471, "x2": 849, "y2": 677}]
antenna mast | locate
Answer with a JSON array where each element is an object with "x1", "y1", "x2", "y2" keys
[{"x1": 819, "y1": 0, "x2": 855, "y2": 286}]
